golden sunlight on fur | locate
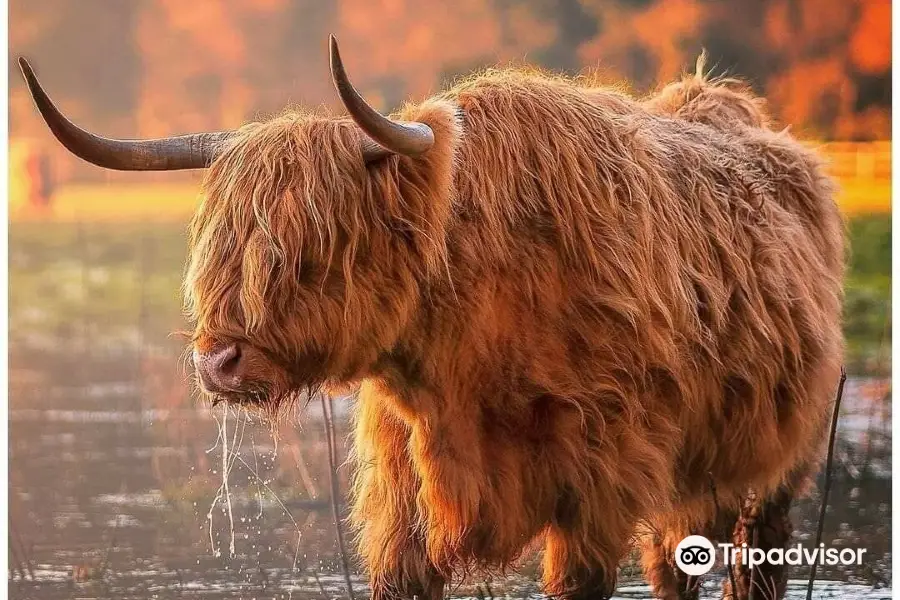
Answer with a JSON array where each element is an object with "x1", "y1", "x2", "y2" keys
[{"x1": 182, "y1": 66, "x2": 843, "y2": 600}]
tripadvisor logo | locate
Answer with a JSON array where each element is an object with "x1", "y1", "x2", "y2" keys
[
  {"x1": 675, "y1": 535, "x2": 716, "y2": 576},
  {"x1": 675, "y1": 535, "x2": 868, "y2": 575}
]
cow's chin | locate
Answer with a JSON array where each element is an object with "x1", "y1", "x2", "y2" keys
[
  {"x1": 205, "y1": 379, "x2": 308, "y2": 420},
  {"x1": 211, "y1": 375, "x2": 360, "y2": 420}
]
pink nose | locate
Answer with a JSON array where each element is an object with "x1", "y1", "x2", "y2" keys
[{"x1": 193, "y1": 343, "x2": 244, "y2": 393}]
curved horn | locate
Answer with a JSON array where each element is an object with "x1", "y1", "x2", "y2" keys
[
  {"x1": 18, "y1": 57, "x2": 232, "y2": 171},
  {"x1": 328, "y1": 36, "x2": 434, "y2": 161}
]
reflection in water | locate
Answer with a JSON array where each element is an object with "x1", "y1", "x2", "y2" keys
[
  {"x1": 8, "y1": 223, "x2": 892, "y2": 598},
  {"x1": 10, "y1": 371, "x2": 351, "y2": 599}
]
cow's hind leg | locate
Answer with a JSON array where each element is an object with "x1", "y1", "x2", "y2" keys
[
  {"x1": 639, "y1": 508, "x2": 739, "y2": 600},
  {"x1": 722, "y1": 484, "x2": 796, "y2": 600},
  {"x1": 639, "y1": 530, "x2": 698, "y2": 600},
  {"x1": 638, "y1": 519, "x2": 709, "y2": 600}
]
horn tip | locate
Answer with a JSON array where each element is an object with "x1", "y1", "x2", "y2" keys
[
  {"x1": 329, "y1": 35, "x2": 339, "y2": 59},
  {"x1": 329, "y1": 35, "x2": 341, "y2": 69},
  {"x1": 17, "y1": 58, "x2": 41, "y2": 94},
  {"x1": 17, "y1": 57, "x2": 33, "y2": 78},
  {"x1": 329, "y1": 35, "x2": 347, "y2": 87}
]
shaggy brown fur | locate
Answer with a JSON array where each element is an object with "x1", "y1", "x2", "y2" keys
[
  {"x1": 634, "y1": 60, "x2": 801, "y2": 600},
  {"x1": 643, "y1": 52, "x2": 771, "y2": 130},
  {"x1": 184, "y1": 66, "x2": 844, "y2": 600}
]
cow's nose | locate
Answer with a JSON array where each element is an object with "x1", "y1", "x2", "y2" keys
[{"x1": 193, "y1": 343, "x2": 244, "y2": 393}]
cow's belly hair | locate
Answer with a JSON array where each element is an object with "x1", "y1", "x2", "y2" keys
[{"x1": 356, "y1": 350, "x2": 837, "y2": 575}]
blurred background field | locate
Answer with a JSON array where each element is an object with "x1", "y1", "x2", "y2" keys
[
  {"x1": 7, "y1": 0, "x2": 891, "y2": 598},
  {"x1": 7, "y1": 141, "x2": 892, "y2": 221}
]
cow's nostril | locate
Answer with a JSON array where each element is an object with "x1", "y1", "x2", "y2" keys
[{"x1": 219, "y1": 344, "x2": 242, "y2": 376}]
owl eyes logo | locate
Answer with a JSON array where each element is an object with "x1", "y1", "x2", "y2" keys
[
  {"x1": 680, "y1": 545, "x2": 711, "y2": 565},
  {"x1": 675, "y1": 535, "x2": 716, "y2": 576}
]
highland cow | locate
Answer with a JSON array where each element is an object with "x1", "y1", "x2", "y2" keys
[{"x1": 21, "y1": 37, "x2": 844, "y2": 600}]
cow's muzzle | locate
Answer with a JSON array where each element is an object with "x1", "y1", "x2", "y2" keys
[{"x1": 193, "y1": 343, "x2": 246, "y2": 394}]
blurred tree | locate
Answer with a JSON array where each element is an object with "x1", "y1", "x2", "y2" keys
[
  {"x1": 9, "y1": 0, "x2": 141, "y2": 182},
  {"x1": 9, "y1": 0, "x2": 891, "y2": 182}
]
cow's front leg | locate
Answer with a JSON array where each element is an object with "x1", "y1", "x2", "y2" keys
[
  {"x1": 351, "y1": 384, "x2": 445, "y2": 600},
  {"x1": 542, "y1": 522, "x2": 620, "y2": 600},
  {"x1": 542, "y1": 484, "x2": 630, "y2": 600},
  {"x1": 366, "y1": 537, "x2": 445, "y2": 600}
]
